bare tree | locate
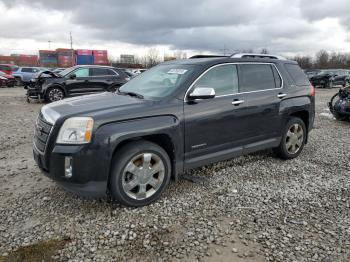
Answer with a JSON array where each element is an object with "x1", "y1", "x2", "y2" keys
[
  {"x1": 147, "y1": 48, "x2": 160, "y2": 67},
  {"x1": 260, "y1": 48, "x2": 269, "y2": 54}
]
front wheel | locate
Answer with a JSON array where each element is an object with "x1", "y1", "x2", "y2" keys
[
  {"x1": 109, "y1": 141, "x2": 171, "y2": 207},
  {"x1": 45, "y1": 87, "x2": 65, "y2": 103},
  {"x1": 274, "y1": 117, "x2": 307, "y2": 160}
]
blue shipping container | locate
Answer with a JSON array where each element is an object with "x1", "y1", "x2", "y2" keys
[{"x1": 76, "y1": 55, "x2": 94, "y2": 65}]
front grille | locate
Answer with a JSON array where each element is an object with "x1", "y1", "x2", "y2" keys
[{"x1": 34, "y1": 113, "x2": 53, "y2": 153}]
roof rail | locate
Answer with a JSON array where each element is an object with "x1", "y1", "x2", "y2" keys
[
  {"x1": 230, "y1": 53, "x2": 287, "y2": 60},
  {"x1": 189, "y1": 55, "x2": 228, "y2": 59}
]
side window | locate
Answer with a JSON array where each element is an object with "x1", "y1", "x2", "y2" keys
[
  {"x1": 284, "y1": 64, "x2": 310, "y2": 86},
  {"x1": 239, "y1": 64, "x2": 276, "y2": 92},
  {"x1": 74, "y1": 68, "x2": 89, "y2": 77},
  {"x1": 91, "y1": 68, "x2": 109, "y2": 76},
  {"x1": 21, "y1": 68, "x2": 32, "y2": 73},
  {"x1": 193, "y1": 64, "x2": 238, "y2": 96},
  {"x1": 271, "y1": 65, "x2": 282, "y2": 88},
  {"x1": 107, "y1": 69, "x2": 118, "y2": 76}
]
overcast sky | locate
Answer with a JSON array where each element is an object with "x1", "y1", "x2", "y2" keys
[{"x1": 1, "y1": 0, "x2": 350, "y2": 58}]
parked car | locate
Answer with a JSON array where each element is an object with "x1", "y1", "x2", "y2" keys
[
  {"x1": 332, "y1": 70, "x2": 350, "y2": 87},
  {"x1": 132, "y1": 69, "x2": 147, "y2": 75},
  {"x1": 117, "y1": 68, "x2": 136, "y2": 79},
  {"x1": 303, "y1": 69, "x2": 321, "y2": 79},
  {"x1": 26, "y1": 65, "x2": 130, "y2": 103},
  {"x1": 0, "y1": 64, "x2": 18, "y2": 75},
  {"x1": 0, "y1": 71, "x2": 16, "y2": 87},
  {"x1": 12, "y1": 66, "x2": 41, "y2": 85},
  {"x1": 33, "y1": 53, "x2": 315, "y2": 207},
  {"x1": 0, "y1": 76, "x2": 7, "y2": 87},
  {"x1": 309, "y1": 69, "x2": 345, "y2": 88}
]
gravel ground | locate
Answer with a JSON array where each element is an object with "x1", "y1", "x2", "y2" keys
[{"x1": 0, "y1": 87, "x2": 349, "y2": 262}]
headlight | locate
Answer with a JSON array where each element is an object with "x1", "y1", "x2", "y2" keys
[{"x1": 57, "y1": 117, "x2": 94, "y2": 144}]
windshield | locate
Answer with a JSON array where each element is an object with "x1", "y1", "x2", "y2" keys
[
  {"x1": 57, "y1": 67, "x2": 76, "y2": 77},
  {"x1": 119, "y1": 64, "x2": 195, "y2": 98}
]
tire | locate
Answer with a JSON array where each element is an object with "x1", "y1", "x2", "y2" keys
[
  {"x1": 344, "y1": 80, "x2": 350, "y2": 88},
  {"x1": 109, "y1": 140, "x2": 171, "y2": 207},
  {"x1": 274, "y1": 117, "x2": 307, "y2": 160},
  {"x1": 15, "y1": 77, "x2": 22, "y2": 86},
  {"x1": 108, "y1": 85, "x2": 119, "y2": 93},
  {"x1": 328, "y1": 81, "x2": 333, "y2": 89},
  {"x1": 45, "y1": 86, "x2": 65, "y2": 103},
  {"x1": 333, "y1": 112, "x2": 348, "y2": 121}
]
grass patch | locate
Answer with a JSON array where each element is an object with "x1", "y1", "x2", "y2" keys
[{"x1": 0, "y1": 238, "x2": 70, "y2": 262}]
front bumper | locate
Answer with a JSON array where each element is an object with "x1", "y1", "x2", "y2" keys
[{"x1": 33, "y1": 142, "x2": 109, "y2": 198}]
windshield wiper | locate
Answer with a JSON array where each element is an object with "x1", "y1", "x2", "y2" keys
[{"x1": 117, "y1": 90, "x2": 144, "y2": 99}]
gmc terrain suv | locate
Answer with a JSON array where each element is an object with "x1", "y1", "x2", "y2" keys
[{"x1": 33, "y1": 54, "x2": 315, "y2": 207}]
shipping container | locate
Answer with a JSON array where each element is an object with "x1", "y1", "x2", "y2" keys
[
  {"x1": 76, "y1": 55, "x2": 94, "y2": 65},
  {"x1": 93, "y1": 50, "x2": 108, "y2": 58},
  {"x1": 76, "y1": 49, "x2": 93, "y2": 56}
]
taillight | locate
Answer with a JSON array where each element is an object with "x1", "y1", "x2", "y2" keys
[{"x1": 310, "y1": 84, "x2": 315, "y2": 97}]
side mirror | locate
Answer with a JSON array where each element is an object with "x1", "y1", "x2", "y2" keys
[
  {"x1": 69, "y1": 74, "x2": 76, "y2": 79},
  {"x1": 188, "y1": 87, "x2": 215, "y2": 100}
]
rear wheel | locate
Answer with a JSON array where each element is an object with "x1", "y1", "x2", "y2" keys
[
  {"x1": 109, "y1": 141, "x2": 171, "y2": 207},
  {"x1": 274, "y1": 117, "x2": 307, "y2": 159},
  {"x1": 45, "y1": 87, "x2": 64, "y2": 103}
]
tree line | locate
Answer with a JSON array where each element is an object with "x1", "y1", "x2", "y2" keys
[{"x1": 292, "y1": 50, "x2": 350, "y2": 70}]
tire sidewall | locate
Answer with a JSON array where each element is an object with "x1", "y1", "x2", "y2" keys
[
  {"x1": 110, "y1": 141, "x2": 171, "y2": 207},
  {"x1": 280, "y1": 117, "x2": 307, "y2": 159}
]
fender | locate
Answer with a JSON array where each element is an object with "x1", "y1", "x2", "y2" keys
[{"x1": 93, "y1": 115, "x2": 183, "y2": 181}]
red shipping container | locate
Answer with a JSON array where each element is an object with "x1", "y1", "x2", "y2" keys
[
  {"x1": 76, "y1": 49, "x2": 93, "y2": 56},
  {"x1": 93, "y1": 50, "x2": 108, "y2": 58}
]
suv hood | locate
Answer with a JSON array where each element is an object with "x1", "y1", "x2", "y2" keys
[{"x1": 41, "y1": 92, "x2": 149, "y2": 124}]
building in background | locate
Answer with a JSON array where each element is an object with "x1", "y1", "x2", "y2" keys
[{"x1": 120, "y1": 54, "x2": 135, "y2": 64}]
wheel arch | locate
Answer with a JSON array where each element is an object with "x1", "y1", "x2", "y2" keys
[
  {"x1": 107, "y1": 133, "x2": 177, "y2": 192},
  {"x1": 44, "y1": 84, "x2": 67, "y2": 97},
  {"x1": 288, "y1": 110, "x2": 309, "y2": 143}
]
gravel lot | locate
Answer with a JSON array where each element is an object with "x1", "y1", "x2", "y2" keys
[{"x1": 0, "y1": 87, "x2": 349, "y2": 262}]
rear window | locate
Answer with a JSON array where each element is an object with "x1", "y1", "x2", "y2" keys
[
  {"x1": 284, "y1": 64, "x2": 310, "y2": 86},
  {"x1": 239, "y1": 64, "x2": 276, "y2": 92}
]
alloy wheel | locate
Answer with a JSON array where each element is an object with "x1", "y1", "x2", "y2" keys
[
  {"x1": 121, "y1": 153, "x2": 165, "y2": 200},
  {"x1": 285, "y1": 123, "x2": 304, "y2": 154},
  {"x1": 48, "y1": 88, "x2": 64, "y2": 102}
]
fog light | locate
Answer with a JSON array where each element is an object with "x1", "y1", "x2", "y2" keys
[{"x1": 64, "y1": 156, "x2": 73, "y2": 178}]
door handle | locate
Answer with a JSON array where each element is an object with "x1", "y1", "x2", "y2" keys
[
  {"x1": 277, "y1": 93, "x2": 287, "y2": 98},
  {"x1": 84, "y1": 80, "x2": 89, "y2": 82},
  {"x1": 232, "y1": 99, "x2": 245, "y2": 106}
]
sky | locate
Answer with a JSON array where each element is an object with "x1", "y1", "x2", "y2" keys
[{"x1": 1, "y1": 0, "x2": 350, "y2": 59}]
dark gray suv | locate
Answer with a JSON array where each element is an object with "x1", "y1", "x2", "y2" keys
[{"x1": 33, "y1": 53, "x2": 315, "y2": 207}]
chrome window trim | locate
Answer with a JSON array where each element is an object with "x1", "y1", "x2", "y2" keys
[{"x1": 184, "y1": 62, "x2": 284, "y2": 102}]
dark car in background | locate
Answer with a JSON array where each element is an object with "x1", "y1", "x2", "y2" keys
[
  {"x1": 27, "y1": 65, "x2": 130, "y2": 103},
  {"x1": 309, "y1": 69, "x2": 345, "y2": 88},
  {"x1": 332, "y1": 70, "x2": 350, "y2": 87}
]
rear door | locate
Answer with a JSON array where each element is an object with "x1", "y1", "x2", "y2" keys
[
  {"x1": 89, "y1": 67, "x2": 117, "y2": 92},
  {"x1": 237, "y1": 63, "x2": 283, "y2": 147}
]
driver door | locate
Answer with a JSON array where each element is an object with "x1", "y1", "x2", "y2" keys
[
  {"x1": 65, "y1": 67, "x2": 92, "y2": 96},
  {"x1": 183, "y1": 64, "x2": 250, "y2": 169}
]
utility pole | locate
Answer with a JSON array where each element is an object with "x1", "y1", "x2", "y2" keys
[
  {"x1": 70, "y1": 31, "x2": 74, "y2": 66},
  {"x1": 48, "y1": 40, "x2": 52, "y2": 50},
  {"x1": 219, "y1": 44, "x2": 229, "y2": 56}
]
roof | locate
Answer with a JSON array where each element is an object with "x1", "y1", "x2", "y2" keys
[{"x1": 162, "y1": 56, "x2": 296, "y2": 67}]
